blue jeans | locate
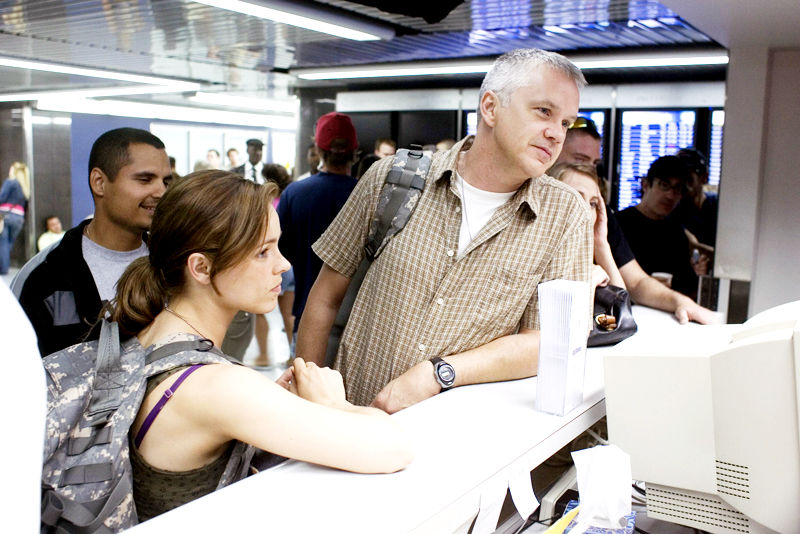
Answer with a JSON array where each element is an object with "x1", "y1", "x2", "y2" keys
[{"x1": 0, "y1": 212, "x2": 24, "y2": 274}]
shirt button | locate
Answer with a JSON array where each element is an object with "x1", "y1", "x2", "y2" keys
[
  {"x1": 446, "y1": 249, "x2": 454, "y2": 257},
  {"x1": 418, "y1": 343, "x2": 426, "y2": 352},
  {"x1": 455, "y1": 206, "x2": 461, "y2": 213},
  {"x1": 436, "y1": 298, "x2": 444, "y2": 305}
]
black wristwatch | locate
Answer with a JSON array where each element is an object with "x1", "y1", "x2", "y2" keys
[{"x1": 430, "y1": 356, "x2": 456, "y2": 392}]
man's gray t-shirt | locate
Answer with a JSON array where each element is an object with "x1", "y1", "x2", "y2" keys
[{"x1": 82, "y1": 236, "x2": 148, "y2": 302}]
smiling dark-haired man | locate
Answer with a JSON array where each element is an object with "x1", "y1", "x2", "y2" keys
[{"x1": 13, "y1": 127, "x2": 171, "y2": 357}]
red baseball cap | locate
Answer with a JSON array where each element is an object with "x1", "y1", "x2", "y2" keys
[{"x1": 315, "y1": 112, "x2": 358, "y2": 152}]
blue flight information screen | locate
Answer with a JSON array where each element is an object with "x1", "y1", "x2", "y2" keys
[
  {"x1": 617, "y1": 110, "x2": 695, "y2": 211},
  {"x1": 709, "y1": 109, "x2": 725, "y2": 188}
]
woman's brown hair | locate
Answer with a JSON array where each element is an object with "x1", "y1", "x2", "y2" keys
[{"x1": 112, "y1": 170, "x2": 278, "y2": 336}]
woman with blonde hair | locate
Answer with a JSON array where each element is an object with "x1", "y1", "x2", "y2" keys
[
  {"x1": 0, "y1": 161, "x2": 31, "y2": 274},
  {"x1": 550, "y1": 162, "x2": 625, "y2": 289},
  {"x1": 112, "y1": 170, "x2": 413, "y2": 520}
]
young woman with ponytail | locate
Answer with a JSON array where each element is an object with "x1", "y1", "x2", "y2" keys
[{"x1": 112, "y1": 170, "x2": 413, "y2": 520}]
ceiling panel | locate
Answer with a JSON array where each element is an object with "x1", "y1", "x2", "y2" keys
[{"x1": 0, "y1": 0, "x2": 722, "y2": 106}]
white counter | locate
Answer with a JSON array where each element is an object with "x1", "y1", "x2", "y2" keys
[{"x1": 130, "y1": 306, "x2": 700, "y2": 534}]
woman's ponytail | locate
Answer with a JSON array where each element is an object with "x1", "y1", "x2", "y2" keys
[{"x1": 112, "y1": 257, "x2": 167, "y2": 337}]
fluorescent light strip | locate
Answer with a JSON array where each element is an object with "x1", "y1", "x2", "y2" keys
[
  {"x1": 190, "y1": 92, "x2": 298, "y2": 113},
  {"x1": 0, "y1": 84, "x2": 202, "y2": 102},
  {"x1": 294, "y1": 53, "x2": 729, "y2": 80},
  {"x1": 36, "y1": 97, "x2": 297, "y2": 130},
  {"x1": 192, "y1": 0, "x2": 390, "y2": 41},
  {"x1": 296, "y1": 63, "x2": 492, "y2": 80},
  {"x1": 573, "y1": 55, "x2": 729, "y2": 69},
  {"x1": 0, "y1": 56, "x2": 200, "y2": 89}
]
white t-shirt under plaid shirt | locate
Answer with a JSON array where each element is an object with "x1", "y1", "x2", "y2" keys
[{"x1": 313, "y1": 137, "x2": 593, "y2": 406}]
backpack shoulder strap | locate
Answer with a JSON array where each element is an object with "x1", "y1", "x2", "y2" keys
[
  {"x1": 364, "y1": 146, "x2": 430, "y2": 261},
  {"x1": 85, "y1": 320, "x2": 123, "y2": 427},
  {"x1": 145, "y1": 337, "x2": 241, "y2": 366},
  {"x1": 325, "y1": 146, "x2": 431, "y2": 367}
]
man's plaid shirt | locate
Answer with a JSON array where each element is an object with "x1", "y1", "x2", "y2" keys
[{"x1": 313, "y1": 137, "x2": 593, "y2": 406}]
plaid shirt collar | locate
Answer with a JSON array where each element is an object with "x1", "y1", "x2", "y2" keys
[{"x1": 433, "y1": 136, "x2": 541, "y2": 218}]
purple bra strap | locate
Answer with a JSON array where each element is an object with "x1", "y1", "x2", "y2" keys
[{"x1": 134, "y1": 364, "x2": 204, "y2": 449}]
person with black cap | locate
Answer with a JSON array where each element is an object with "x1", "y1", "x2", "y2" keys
[
  {"x1": 234, "y1": 138, "x2": 264, "y2": 183},
  {"x1": 277, "y1": 112, "x2": 359, "y2": 350}
]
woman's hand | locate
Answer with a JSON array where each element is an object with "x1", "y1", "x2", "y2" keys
[
  {"x1": 275, "y1": 366, "x2": 295, "y2": 393},
  {"x1": 593, "y1": 199, "x2": 610, "y2": 254},
  {"x1": 592, "y1": 264, "x2": 610, "y2": 289},
  {"x1": 291, "y1": 357, "x2": 348, "y2": 408}
]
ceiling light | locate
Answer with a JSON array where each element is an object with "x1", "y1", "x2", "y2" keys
[
  {"x1": 189, "y1": 92, "x2": 298, "y2": 113},
  {"x1": 295, "y1": 62, "x2": 492, "y2": 80},
  {"x1": 0, "y1": 84, "x2": 202, "y2": 102},
  {"x1": 293, "y1": 51, "x2": 729, "y2": 80},
  {"x1": 573, "y1": 53, "x2": 729, "y2": 69},
  {"x1": 36, "y1": 98, "x2": 296, "y2": 129},
  {"x1": 192, "y1": 0, "x2": 394, "y2": 41},
  {"x1": 0, "y1": 56, "x2": 201, "y2": 90}
]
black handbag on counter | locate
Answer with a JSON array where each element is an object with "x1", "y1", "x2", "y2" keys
[{"x1": 587, "y1": 284, "x2": 638, "y2": 347}]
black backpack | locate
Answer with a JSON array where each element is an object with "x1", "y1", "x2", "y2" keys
[{"x1": 41, "y1": 320, "x2": 254, "y2": 533}]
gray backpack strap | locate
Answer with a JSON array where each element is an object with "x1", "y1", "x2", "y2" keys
[
  {"x1": 325, "y1": 146, "x2": 430, "y2": 367},
  {"x1": 42, "y1": 476, "x2": 130, "y2": 534},
  {"x1": 145, "y1": 338, "x2": 241, "y2": 366},
  {"x1": 85, "y1": 320, "x2": 123, "y2": 426}
]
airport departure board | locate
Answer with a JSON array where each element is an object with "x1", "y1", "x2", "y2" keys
[
  {"x1": 617, "y1": 110, "x2": 695, "y2": 211},
  {"x1": 709, "y1": 109, "x2": 725, "y2": 188}
]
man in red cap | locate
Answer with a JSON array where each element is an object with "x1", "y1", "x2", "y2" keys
[{"x1": 276, "y1": 112, "x2": 359, "y2": 352}]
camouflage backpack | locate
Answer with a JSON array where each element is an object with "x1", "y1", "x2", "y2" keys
[{"x1": 40, "y1": 320, "x2": 254, "y2": 533}]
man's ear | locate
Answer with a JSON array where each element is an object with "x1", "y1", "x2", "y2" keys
[
  {"x1": 479, "y1": 90, "x2": 500, "y2": 128},
  {"x1": 187, "y1": 253, "x2": 212, "y2": 285},
  {"x1": 89, "y1": 168, "x2": 107, "y2": 198}
]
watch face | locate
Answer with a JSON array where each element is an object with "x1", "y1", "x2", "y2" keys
[{"x1": 437, "y1": 362, "x2": 455, "y2": 386}]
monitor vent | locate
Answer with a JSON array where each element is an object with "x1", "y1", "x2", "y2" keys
[
  {"x1": 716, "y1": 460, "x2": 751, "y2": 500},
  {"x1": 646, "y1": 486, "x2": 750, "y2": 533}
]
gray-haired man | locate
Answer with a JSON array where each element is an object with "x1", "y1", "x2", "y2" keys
[{"x1": 298, "y1": 49, "x2": 594, "y2": 412}]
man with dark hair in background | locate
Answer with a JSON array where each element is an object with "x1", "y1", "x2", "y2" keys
[
  {"x1": 226, "y1": 147, "x2": 241, "y2": 170},
  {"x1": 553, "y1": 119, "x2": 717, "y2": 324},
  {"x1": 558, "y1": 117, "x2": 603, "y2": 169},
  {"x1": 206, "y1": 148, "x2": 221, "y2": 169},
  {"x1": 37, "y1": 215, "x2": 65, "y2": 251},
  {"x1": 296, "y1": 144, "x2": 320, "y2": 181},
  {"x1": 277, "y1": 112, "x2": 359, "y2": 350},
  {"x1": 13, "y1": 127, "x2": 171, "y2": 356},
  {"x1": 674, "y1": 147, "x2": 718, "y2": 248},
  {"x1": 617, "y1": 155, "x2": 701, "y2": 298},
  {"x1": 373, "y1": 137, "x2": 396, "y2": 158},
  {"x1": 234, "y1": 139, "x2": 265, "y2": 183}
]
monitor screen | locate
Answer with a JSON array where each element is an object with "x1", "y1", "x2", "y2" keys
[{"x1": 616, "y1": 110, "x2": 696, "y2": 211}]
